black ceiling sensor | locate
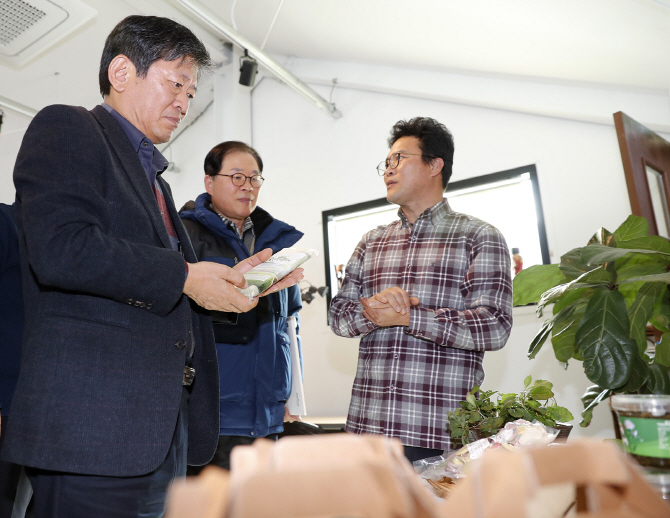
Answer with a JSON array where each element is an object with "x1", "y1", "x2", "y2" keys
[{"x1": 239, "y1": 49, "x2": 258, "y2": 87}]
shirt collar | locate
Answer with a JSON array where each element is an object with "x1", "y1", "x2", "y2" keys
[
  {"x1": 101, "y1": 103, "x2": 169, "y2": 180},
  {"x1": 430, "y1": 198, "x2": 452, "y2": 226},
  {"x1": 102, "y1": 102, "x2": 146, "y2": 152},
  {"x1": 206, "y1": 199, "x2": 255, "y2": 238},
  {"x1": 398, "y1": 198, "x2": 451, "y2": 229}
]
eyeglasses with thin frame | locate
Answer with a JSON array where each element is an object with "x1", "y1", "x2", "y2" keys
[
  {"x1": 376, "y1": 152, "x2": 436, "y2": 176},
  {"x1": 214, "y1": 173, "x2": 265, "y2": 188}
]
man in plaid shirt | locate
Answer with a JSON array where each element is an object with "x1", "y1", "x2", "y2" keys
[{"x1": 329, "y1": 117, "x2": 513, "y2": 462}]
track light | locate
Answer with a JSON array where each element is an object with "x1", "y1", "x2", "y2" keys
[
  {"x1": 300, "y1": 282, "x2": 329, "y2": 304},
  {"x1": 239, "y1": 49, "x2": 258, "y2": 87},
  {"x1": 176, "y1": 0, "x2": 342, "y2": 118}
]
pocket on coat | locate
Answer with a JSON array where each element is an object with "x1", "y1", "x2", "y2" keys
[
  {"x1": 45, "y1": 299, "x2": 131, "y2": 329},
  {"x1": 217, "y1": 342, "x2": 254, "y2": 401}
]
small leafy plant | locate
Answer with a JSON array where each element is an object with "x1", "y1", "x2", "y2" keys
[
  {"x1": 513, "y1": 215, "x2": 670, "y2": 427},
  {"x1": 447, "y1": 376, "x2": 574, "y2": 444}
]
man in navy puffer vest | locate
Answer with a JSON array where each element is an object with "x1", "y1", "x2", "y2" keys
[{"x1": 180, "y1": 141, "x2": 304, "y2": 470}]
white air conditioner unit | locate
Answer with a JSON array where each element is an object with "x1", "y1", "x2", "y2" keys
[{"x1": 0, "y1": 0, "x2": 96, "y2": 67}]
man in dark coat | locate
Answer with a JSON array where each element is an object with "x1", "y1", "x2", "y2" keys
[
  {"x1": 0, "y1": 202, "x2": 28, "y2": 518},
  {"x1": 2, "y1": 16, "x2": 301, "y2": 518}
]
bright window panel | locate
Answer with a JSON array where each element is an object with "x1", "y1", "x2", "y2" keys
[
  {"x1": 323, "y1": 165, "x2": 548, "y2": 302},
  {"x1": 447, "y1": 173, "x2": 544, "y2": 271}
]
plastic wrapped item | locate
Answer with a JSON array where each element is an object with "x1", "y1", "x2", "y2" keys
[
  {"x1": 237, "y1": 247, "x2": 317, "y2": 301},
  {"x1": 415, "y1": 419, "x2": 560, "y2": 488},
  {"x1": 493, "y1": 419, "x2": 558, "y2": 449},
  {"x1": 610, "y1": 394, "x2": 670, "y2": 470}
]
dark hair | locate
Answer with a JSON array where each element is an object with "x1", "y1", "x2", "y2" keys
[
  {"x1": 204, "y1": 141, "x2": 264, "y2": 176},
  {"x1": 387, "y1": 117, "x2": 455, "y2": 189},
  {"x1": 99, "y1": 15, "x2": 211, "y2": 97}
]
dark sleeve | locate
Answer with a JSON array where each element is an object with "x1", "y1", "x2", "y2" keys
[
  {"x1": 287, "y1": 283, "x2": 302, "y2": 318},
  {"x1": 179, "y1": 216, "x2": 239, "y2": 333},
  {"x1": 13, "y1": 106, "x2": 186, "y2": 316},
  {"x1": 0, "y1": 205, "x2": 13, "y2": 275}
]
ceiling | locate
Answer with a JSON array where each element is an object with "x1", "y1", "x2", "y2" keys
[
  {"x1": 0, "y1": 0, "x2": 669, "y2": 133},
  {"x1": 207, "y1": 0, "x2": 670, "y2": 91}
]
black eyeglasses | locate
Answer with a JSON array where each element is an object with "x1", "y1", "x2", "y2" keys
[
  {"x1": 214, "y1": 173, "x2": 264, "y2": 188},
  {"x1": 376, "y1": 152, "x2": 435, "y2": 176}
]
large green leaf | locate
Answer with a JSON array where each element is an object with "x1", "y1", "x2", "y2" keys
[
  {"x1": 553, "y1": 287, "x2": 592, "y2": 313},
  {"x1": 575, "y1": 289, "x2": 637, "y2": 389},
  {"x1": 580, "y1": 266, "x2": 614, "y2": 284},
  {"x1": 613, "y1": 215, "x2": 649, "y2": 242},
  {"x1": 628, "y1": 282, "x2": 666, "y2": 355},
  {"x1": 615, "y1": 262, "x2": 667, "y2": 283},
  {"x1": 552, "y1": 299, "x2": 589, "y2": 362},
  {"x1": 530, "y1": 379, "x2": 553, "y2": 390},
  {"x1": 529, "y1": 385, "x2": 554, "y2": 400},
  {"x1": 536, "y1": 267, "x2": 611, "y2": 314},
  {"x1": 654, "y1": 333, "x2": 670, "y2": 367},
  {"x1": 528, "y1": 315, "x2": 555, "y2": 360},
  {"x1": 512, "y1": 264, "x2": 566, "y2": 306},
  {"x1": 618, "y1": 236, "x2": 670, "y2": 255},
  {"x1": 619, "y1": 280, "x2": 645, "y2": 309},
  {"x1": 583, "y1": 233, "x2": 619, "y2": 285},
  {"x1": 651, "y1": 294, "x2": 670, "y2": 333},
  {"x1": 588, "y1": 227, "x2": 616, "y2": 246},
  {"x1": 619, "y1": 272, "x2": 670, "y2": 285},
  {"x1": 546, "y1": 406, "x2": 574, "y2": 423},
  {"x1": 581, "y1": 244, "x2": 670, "y2": 267},
  {"x1": 581, "y1": 385, "x2": 606, "y2": 406},
  {"x1": 645, "y1": 364, "x2": 670, "y2": 394},
  {"x1": 615, "y1": 352, "x2": 649, "y2": 393},
  {"x1": 559, "y1": 248, "x2": 591, "y2": 280},
  {"x1": 580, "y1": 385, "x2": 611, "y2": 427}
]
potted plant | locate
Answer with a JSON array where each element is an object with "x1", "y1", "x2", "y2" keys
[
  {"x1": 447, "y1": 376, "x2": 574, "y2": 444},
  {"x1": 512, "y1": 214, "x2": 670, "y2": 428}
]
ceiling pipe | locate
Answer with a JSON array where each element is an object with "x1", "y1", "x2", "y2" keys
[
  {"x1": 174, "y1": 0, "x2": 342, "y2": 119},
  {"x1": 0, "y1": 95, "x2": 38, "y2": 118}
]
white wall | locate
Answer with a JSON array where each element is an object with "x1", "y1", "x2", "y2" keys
[
  {"x1": 0, "y1": 111, "x2": 28, "y2": 203},
  {"x1": 5, "y1": 55, "x2": 670, "y2": 440}
]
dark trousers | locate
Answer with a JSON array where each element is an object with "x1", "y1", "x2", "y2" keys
[
  {"x1": 403, "y1": 445, "x2": 443, "y2": 464},
  {"x1": 26, "y1": 388, "x2": 189, "y2": 518},
  {"x1": 188, "y1": 433, "x2": 279, "y2": 474},
  {"x1": 1, "y1": 414, "x2": 33, "y2": 518}
]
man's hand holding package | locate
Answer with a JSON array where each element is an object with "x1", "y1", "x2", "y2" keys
[
  {"x1": 361, "y1": 287, "x2": 420, "y2": 327},
  {"x1": 184, "y1": 248, "x2": 304, "y2": 312}
]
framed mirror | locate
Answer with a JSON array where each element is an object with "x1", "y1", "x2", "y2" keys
[{"x1": 614, "y1": 111, "x2": 670, "y2": 237}]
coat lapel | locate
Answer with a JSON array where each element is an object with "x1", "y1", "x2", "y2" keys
[
  {"x1": 90, "y1": 105, "x2": 172, "y2": 249},
  {"x1": 158, "y1": 176, "x2": 198, "y2": 263}
]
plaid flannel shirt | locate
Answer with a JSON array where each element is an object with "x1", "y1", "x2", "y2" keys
[{"x1": 329, "y1": 199, "x2": 513, "y2": 451}]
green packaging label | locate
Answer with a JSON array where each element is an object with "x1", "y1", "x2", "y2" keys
[{"x1": 617, "y1": 416, "x2": 670, "y2": 459}]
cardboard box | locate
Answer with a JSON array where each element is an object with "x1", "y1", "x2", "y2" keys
[
  {"x1": 165, "y1": 436, "x2": 670, "y2": 518},
  {"x1": 441, "y1": 440, "x2": 669, "y2": 518}
]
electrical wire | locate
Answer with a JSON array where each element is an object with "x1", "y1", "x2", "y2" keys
[
  {"x1": 260, "y1": 0, "x2": 285, "y2": 50},
  {"x1": 160, "y1": 99, "x2": 213, "y2": 154},
  {"x1": 329, "y1": 78, "x2": 338, "y2": 103},
  {"x1": 230, "y1": 0, "x2": 238, "y2": 30}
]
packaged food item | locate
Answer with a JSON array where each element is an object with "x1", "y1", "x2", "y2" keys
[
  {"x1": 238, "y1": 247, "x2": 317, "y2": 300},
  {"x1": 414, "y1": 420, "x2": 559, "y2": 488},
  {"x1": 610, "y1": 394, "x2": 670, "y2": 470}
]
